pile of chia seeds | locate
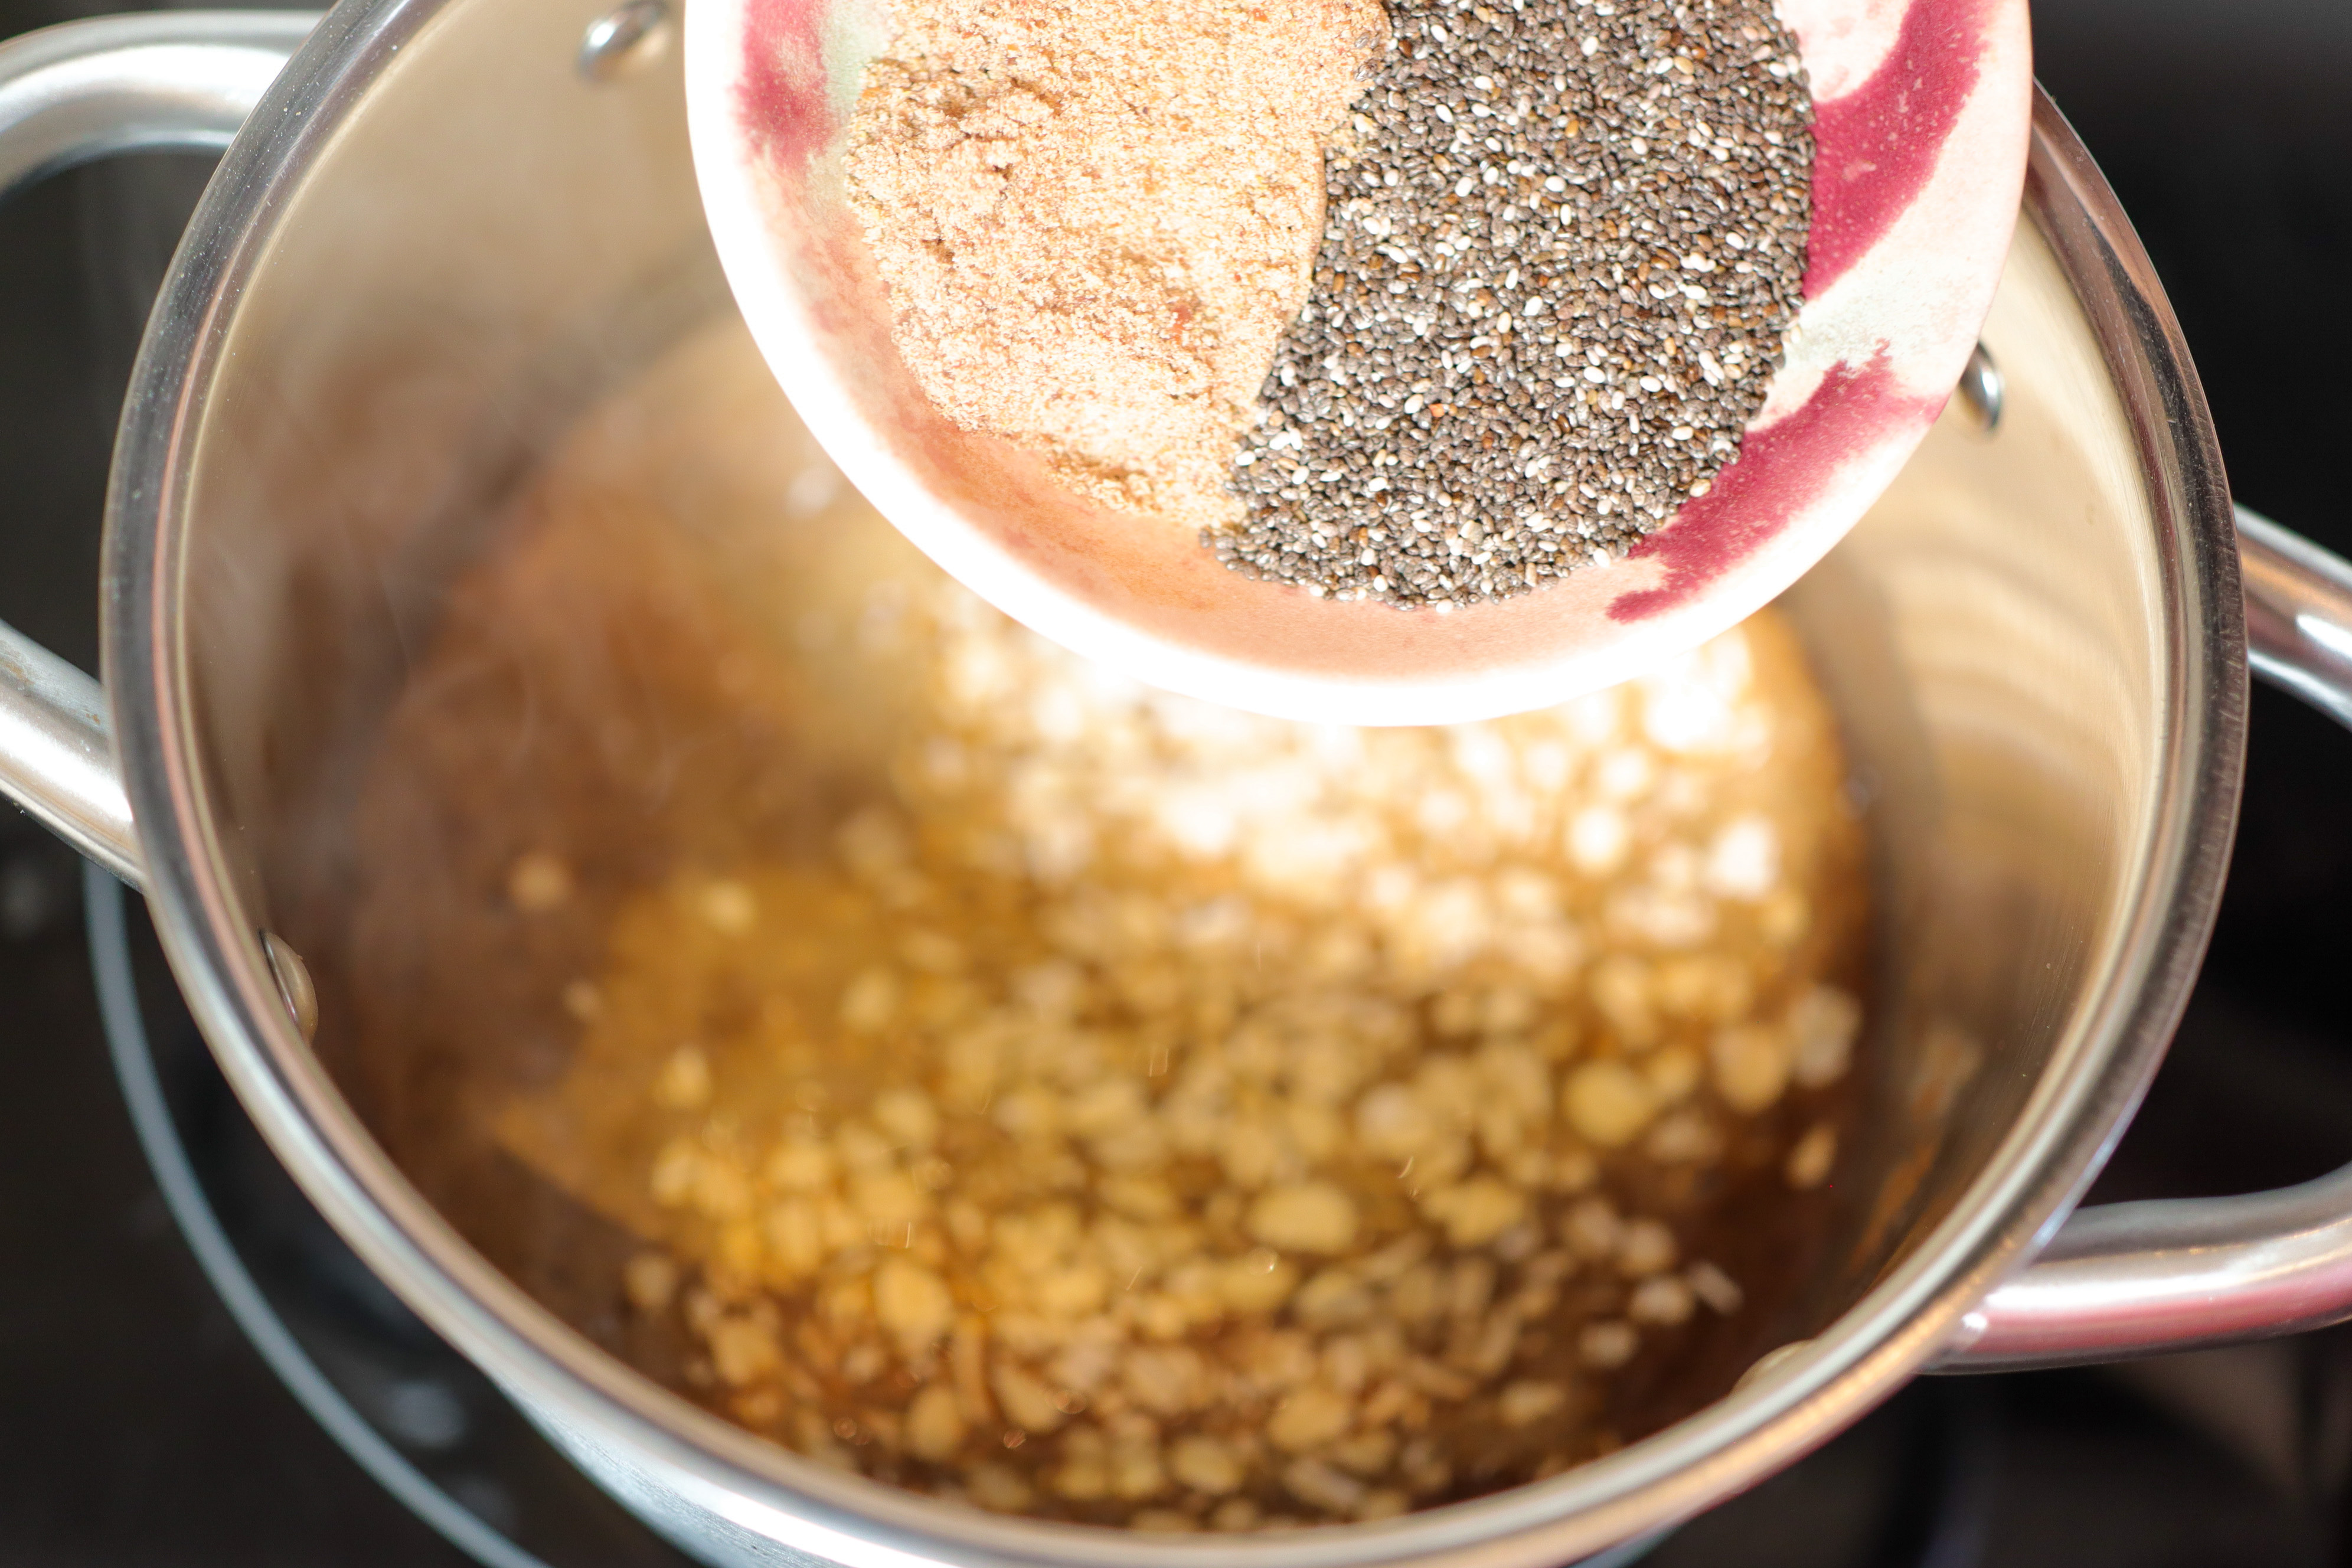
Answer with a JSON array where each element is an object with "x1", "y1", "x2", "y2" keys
[{"x1": 1221, "y1": 0, "x2": 1812, "y2": 607}]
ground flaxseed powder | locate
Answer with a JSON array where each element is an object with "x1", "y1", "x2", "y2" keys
[{"x1": 842, "y1": 0, "x2": 1388, "y2": 534}]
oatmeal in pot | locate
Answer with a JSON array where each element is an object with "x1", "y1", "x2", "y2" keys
[{"x1": 344, "y1": 321, "x2": 1868, "y2": 1531}]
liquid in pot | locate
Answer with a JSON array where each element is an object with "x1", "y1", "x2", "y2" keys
[{"x1": 339, "y1": 319, "x2": 1870, "y2": 1530}]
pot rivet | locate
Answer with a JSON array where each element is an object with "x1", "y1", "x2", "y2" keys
[
  {"x1": 578, "y1": 0, "x2": 672, "y2": 82},
  {"x1": 262, "y1": 930, "x2": 319, "y2": 1043},
  {"x1": 1957, "y1": 341, "x2": 2003, "y2": 433},
  {"x1": 1733, "y1": 1338, "x2": 1812, "y2": 1393}
]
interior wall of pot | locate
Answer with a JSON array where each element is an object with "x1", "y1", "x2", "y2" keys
[
  {"x1": 172, "y1": 0, "x2": 724, "y2": 1350},
  {"x1": 1772, "y1": 218, "x2": 2168, "y2": 1347},
  {"x1": 163, "y1": 0, "x2": 2173, "y2": 1452}
]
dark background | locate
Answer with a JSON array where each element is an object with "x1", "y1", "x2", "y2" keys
[{"x1": 5, "y1": 1, "x2": 2352, "y2": 1563}]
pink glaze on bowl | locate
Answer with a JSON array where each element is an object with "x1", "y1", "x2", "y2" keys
[{"x1": 688, "y1": 0, "x2": 2031, "y2": 724}]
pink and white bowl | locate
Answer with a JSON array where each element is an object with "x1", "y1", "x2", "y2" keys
[{"x1": 688, "y1": 0, "x2": 2033, "y2": 724}]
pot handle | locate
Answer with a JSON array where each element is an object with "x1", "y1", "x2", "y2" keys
[
  {"x1": 0, "y1": 11, "x2": 315, "y2": 889},
  {"x1": 1939, "y1": 504, "x2": 2352, "y2": 1370}
]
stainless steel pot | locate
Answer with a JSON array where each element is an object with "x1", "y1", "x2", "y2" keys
[{"x1": 4, "y1": 5, "x2": 2352, "y2": 1565}]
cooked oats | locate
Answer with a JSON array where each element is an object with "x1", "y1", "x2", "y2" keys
[
  {"x1": 351, "y1": 322, "x2": 1867, "y2": 1533},
  {"x1": 516, "y1": 566, "x2": 1864, "y2": 1525}
]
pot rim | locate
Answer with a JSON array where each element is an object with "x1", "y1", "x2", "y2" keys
[{"x1": 102, "y1": 11, "x2": 2244, "y2": 1559}]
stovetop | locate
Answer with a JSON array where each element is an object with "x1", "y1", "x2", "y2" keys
[{"x1": 6, "y1": 1, "x2": 2352, "y2": 1563}]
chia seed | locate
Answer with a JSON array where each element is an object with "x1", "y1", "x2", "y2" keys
[{"x1": 1220, "y1": 0, "x2": 1814, "y2": 607}]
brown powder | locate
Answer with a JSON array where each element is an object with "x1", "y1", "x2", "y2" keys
[{"x1": 842, "y1": 0, "x2": 1387, "y2": 533}]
